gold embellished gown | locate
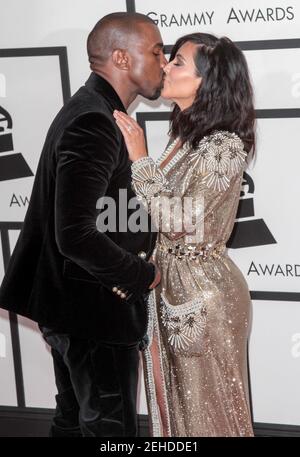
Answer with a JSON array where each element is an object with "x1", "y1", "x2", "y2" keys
[{"x1": 131, "y1": 130, "x2": 254, "y2": 437}]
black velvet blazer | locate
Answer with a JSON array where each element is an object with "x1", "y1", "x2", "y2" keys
[{"x1": 0, "y1": 73, "x2": 156, "y2": 344}]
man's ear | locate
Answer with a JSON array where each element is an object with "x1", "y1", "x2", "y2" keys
[{"x1": 112, "y1": 49, "x2": 130, "y2": 70}]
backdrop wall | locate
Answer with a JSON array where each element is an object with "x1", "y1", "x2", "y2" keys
[{"x1": 0, "y1": 0, "x2": 299, "y2": 429}]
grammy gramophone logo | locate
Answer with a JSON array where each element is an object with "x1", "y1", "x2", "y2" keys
[
  {"x1": 227, "y1": 172, "x2": 276, "y2": 249},
  {"x1": 0, "y1": 104, "x2": 33, "y2": 181}
]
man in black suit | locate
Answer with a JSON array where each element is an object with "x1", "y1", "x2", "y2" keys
[{"x1": 0, "y1": 12, "x2": 166, "y2": 436}]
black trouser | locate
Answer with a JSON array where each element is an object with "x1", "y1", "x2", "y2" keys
[{"x1": 41, "y1": 327, "x2": 140, "y2": 437}]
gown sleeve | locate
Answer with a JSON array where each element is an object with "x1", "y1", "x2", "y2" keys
[{"x1": 131, "y1": 131, "x2": 247, "y2": 242}]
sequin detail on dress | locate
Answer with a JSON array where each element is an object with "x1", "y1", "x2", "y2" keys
[
  {"x1": 189, "y1": 130, "x2": 247, "y2": 192},
  {"x1": 131, "y1": 156, "x2": 168, "y2": 200},
  {"x1": 160, "y1": 293, "x2": 207, "y2": 352}
]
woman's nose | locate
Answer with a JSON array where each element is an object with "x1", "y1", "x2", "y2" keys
[{"x1": 163, "y1": 62, "x2": 171, "y2": 74}]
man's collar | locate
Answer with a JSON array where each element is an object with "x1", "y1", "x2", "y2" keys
[{"x1": 85, "y1": 72, "x2": 126, "y2": 112}]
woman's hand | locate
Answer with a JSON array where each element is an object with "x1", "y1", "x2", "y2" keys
[
  {"x1": 113, "y1": 110, "x2": 148, "y2": 162},
  {"x1": 148, "y1": 259, "x2": 161, "y2": 289},
  {"x1": 149, "y1": 266, "x2": 161, "y2": 290}
]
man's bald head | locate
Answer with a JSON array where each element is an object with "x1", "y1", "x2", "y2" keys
[{"x1": 87, "y1": 12, "x2": 156, "y2": 70}]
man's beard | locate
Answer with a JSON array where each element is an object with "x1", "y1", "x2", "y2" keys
[{"x1": 147, "y1": 78, "x2": 164, "y2": 100}]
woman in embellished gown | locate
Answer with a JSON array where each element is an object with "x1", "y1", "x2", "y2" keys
[{"x1": 114, "y1": 33, "x2": 255, "y2": 437}]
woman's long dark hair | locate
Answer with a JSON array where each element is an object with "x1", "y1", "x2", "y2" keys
[{"x1": 169, "y1": 33, "x2": 255, "y2": 157}]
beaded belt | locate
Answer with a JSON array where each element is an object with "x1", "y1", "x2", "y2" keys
[{"x1": 157, "y1": 242, "x2": 226, "y2": 260}]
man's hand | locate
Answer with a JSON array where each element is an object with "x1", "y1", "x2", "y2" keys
[{"x1": 148, "y1": 261, "x2": 161, "y2": 289}]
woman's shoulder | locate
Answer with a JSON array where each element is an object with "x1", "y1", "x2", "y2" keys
[
  {"x1": 189, "y1": 130, "x2": 247, "y2": 171},
  {"x1": 199, "y1": 129, "x2": 244, "y2": 149},
  {"x1": 188, "y1": 130, "x2": 247, "y2": 191}
]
